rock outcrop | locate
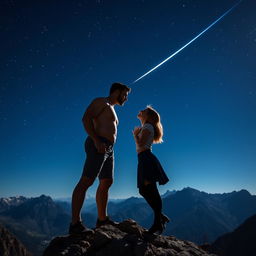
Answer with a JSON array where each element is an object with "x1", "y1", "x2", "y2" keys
[
  {"x1": 0, "y1": 224, "x2": 31, "y2": 256},
  {"x1": 43, "y1": 219, "x2": 215, "y2": 256}
]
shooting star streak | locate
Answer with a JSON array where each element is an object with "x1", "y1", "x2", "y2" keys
[{"x1": 132, "y1": 0, "x2": 242, "y2": 84}]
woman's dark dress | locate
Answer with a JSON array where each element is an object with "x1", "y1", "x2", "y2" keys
[{"x1": 137, "y1": 149, "x2": 169, "y2": 188}]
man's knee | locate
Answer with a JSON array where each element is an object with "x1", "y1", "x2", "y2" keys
[
  {"x1": 98, "y1": 179, "x2": 113, "y2": 191},
  {"x1": 78, "y1": 176, "x2": 95, "y2": 188}
]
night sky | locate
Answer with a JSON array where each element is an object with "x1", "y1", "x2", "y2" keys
[{"x1": 1, "y1": 0, "x2": 255, "y2": 198}]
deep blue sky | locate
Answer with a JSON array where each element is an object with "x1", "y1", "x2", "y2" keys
[{"x1": 1, "y1": 0, "x2": 255, "y2": 198}]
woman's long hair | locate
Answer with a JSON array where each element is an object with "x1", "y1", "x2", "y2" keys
[{"x1": 146, "y1": 105, "x2": 163, "y2": 144}]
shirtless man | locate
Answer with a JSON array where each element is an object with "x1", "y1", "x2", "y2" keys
[{"x1": 69, "y1": 82, "x2": 131, "y2": 235}]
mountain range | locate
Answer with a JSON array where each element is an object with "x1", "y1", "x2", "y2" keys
[{"x1": 0, "y1": 187, "x2": 255, "y2": 255}]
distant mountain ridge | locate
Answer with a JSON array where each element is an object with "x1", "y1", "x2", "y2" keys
[
  {"x1": 0, "y1": 196, "x2": 27, "y2": 213},
  {"x1": 210, "y1": 214, "x2": 256, "y2": 256},
  {"x1": 162, "y1": 189, "x2": 177, "y2": 198},
  {"x1": 163, "y1": 188, "x2": 256, "y2": 243}
]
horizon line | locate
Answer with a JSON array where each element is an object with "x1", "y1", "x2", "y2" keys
[{"x1": 1, "y1": 186, "x2": 255, "y2": 199}]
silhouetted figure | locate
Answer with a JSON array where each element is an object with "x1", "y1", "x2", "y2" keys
[
  {"x1": 69, "y1": 83, "x2": 131, "y2": 235},
  {"x1": 133, "y1": 106, "x2": 170, "y2": 234}
]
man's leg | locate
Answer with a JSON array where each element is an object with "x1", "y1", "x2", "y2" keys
[
  {"x1": 71, "y1": 176, "x2": 94, "y2": 224},
  {"x1": 96, "y1": 178, "x2": 113, "y2": 221}
]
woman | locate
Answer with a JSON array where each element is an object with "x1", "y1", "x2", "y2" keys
[{"x1": 133, "y1": 105, "x2": 170, "y2": 234}]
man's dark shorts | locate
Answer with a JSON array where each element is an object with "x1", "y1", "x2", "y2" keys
[{"x1": 82, "y1": 136, "x2": 114, "y2": 180}]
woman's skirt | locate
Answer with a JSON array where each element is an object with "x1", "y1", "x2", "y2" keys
[{"x1": 137, "y1": 149, "x2": 169, "y2": 188}]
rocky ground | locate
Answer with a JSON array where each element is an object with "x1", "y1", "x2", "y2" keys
[{"x1": 43, "y1": 219, "x2": 216, "y2": 256}]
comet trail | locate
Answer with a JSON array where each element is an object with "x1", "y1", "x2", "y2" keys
[{"x1": 132, "y1": 0, "x2": 242, "y2": 84}]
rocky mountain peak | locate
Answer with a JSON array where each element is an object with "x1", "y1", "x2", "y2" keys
[{"x1": 43, "y1": 219, "x2": 216, "y2": 256}]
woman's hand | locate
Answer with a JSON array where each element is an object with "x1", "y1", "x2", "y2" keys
[{"x1": 133, "y1": 126, "x2": 141, "y2": 137}]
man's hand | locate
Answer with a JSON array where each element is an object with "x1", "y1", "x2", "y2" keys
[{"x1": 93, "y1": 139, "x2": 106, "y2": 153}]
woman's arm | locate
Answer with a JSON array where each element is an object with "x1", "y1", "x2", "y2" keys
[{"x1": 133, "y1": 128, "x2": 151, "y2": 147}]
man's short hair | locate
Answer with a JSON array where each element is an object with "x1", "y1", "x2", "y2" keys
[{"x1": 109, "y1": 82, "x2": 131, "y2": 95}]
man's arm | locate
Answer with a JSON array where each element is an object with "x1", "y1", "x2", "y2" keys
[{"x1": 82, "y1": 98, "x2": 106, "y2": 153}]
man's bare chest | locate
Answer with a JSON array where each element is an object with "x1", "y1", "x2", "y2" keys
[{"x1": 98, "y1": 105, "x2": 118, "y2": 123}]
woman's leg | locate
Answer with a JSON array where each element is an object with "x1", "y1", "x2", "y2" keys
[{"x1": 139, "y1": 182, "x2": 163, "y2": 232}]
